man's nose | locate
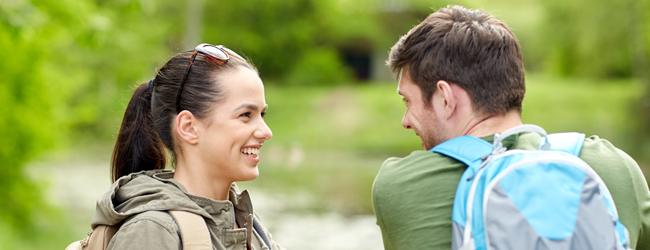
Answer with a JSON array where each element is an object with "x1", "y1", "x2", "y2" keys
[{"x1": 402, "y1": 113, "x2": 411, "y2": 129}]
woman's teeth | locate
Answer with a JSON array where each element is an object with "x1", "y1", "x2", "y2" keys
[{"x1": 241, "y1": 147, "x2": 259, "y2": 157}]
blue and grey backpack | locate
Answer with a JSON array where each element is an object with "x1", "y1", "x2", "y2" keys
[{"x1": 431, "y1": 124, "x2": 631, "y2": 250}]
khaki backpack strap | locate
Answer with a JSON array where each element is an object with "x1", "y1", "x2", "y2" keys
[
  {"x1": 88, "y1": 224, "x2": 121, "y2": 250},
  {"x1": 65, "y1": 223, "x2": 122, "y2": 250},
  {"x1": 169, "y1": 210, "x2": 212, "y2": 250}
]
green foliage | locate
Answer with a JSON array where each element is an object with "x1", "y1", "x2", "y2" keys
[
  {"x1": 1, "y1": 0, "x2": 178, "y2": 140},
  {"x1": 203, "y1": 0, "x2": 326, "y2": 80},
  {"x1": 523, "y1": 74, "x2": 647, "y2": 160},
  {"x1": 286, "y1": 48, "x2": 354, "y2": 86},
  {"x1": 0, "y1": 206, "x2": 80, "y2": 250},
  {"x1": 0, "y1": 0, "x2": 59, "y2": 231},
  {"x1": 523, "y1": 74, "x2": 643, "y2": 137},
  {"x1": 375, "y1": 0, "x2": 650, "y2": 81},
  {"x1": 0, "y1": 0, "x2": 176, "y2": 245},
  {"x1": 536, "y1": 0, "x2": 650, "y2": 78},
  {"x1": 201, "y1": 0, "x2": 389, "y2": 84}
]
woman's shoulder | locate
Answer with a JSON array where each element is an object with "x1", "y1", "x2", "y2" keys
[
  {"x1": 122, "y1": 210, "x2": 179, "y2": 232},
  {"x1": 108, "y1": 211, "x2": 181, "y2": 250}
]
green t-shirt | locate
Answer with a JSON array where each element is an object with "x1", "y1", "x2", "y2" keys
[{"x1": 372, "y1": 132, "x2": 650, "y2": 250}]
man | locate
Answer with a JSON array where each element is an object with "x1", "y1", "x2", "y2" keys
[{"x1": 372, "y1": 5, "x2": 650, "y2": 250}]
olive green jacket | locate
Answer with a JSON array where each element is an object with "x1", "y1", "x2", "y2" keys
[{"x1": 91, "y1": 170, "x2": 283, "y2": 250}]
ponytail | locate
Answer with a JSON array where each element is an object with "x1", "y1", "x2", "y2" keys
[{"x1": 111, "y1": 82, "x2": 166, "y2": 182}]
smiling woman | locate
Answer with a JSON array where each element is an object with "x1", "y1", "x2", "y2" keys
[
  {"x1": 74, "y1": 44, "x2": 282, "y2": 250},
  {"x1": 176, "y1": 67, "x2": 272, "y2": 200}
]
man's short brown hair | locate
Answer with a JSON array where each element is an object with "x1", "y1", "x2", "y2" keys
[{"x1": 388, "y1": 5, "x2": 525, "y2": 115}]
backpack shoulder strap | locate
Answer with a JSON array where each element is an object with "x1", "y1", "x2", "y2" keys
[
  {"x1": 65, "y1": 223, "x2": 122, "y2": 250},
  {"x1": 542, "y1": 132, "x2": 586, "y2": 156},
  {"x1": 169, "y1": 210, "x2": 212, "y2": 250},
  {"x1": 430, "y1": 135, "x2": 492, "y2": 172}
]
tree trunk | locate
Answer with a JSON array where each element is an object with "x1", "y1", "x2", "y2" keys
[{"x1": 184, "y1": 0, "x2": 204, "y2": 50}]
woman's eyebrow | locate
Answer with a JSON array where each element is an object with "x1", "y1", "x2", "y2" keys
[
  {"x1": 234, "y1": 103, "x2": 259, "y2": 111},
  {"x1": 234, "y1": 103, "x2": 268, "y2": 112}
]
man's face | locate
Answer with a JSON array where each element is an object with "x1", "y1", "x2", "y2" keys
[{"x1": 397, "y1": 69, "x2": 446, "y2": 150}]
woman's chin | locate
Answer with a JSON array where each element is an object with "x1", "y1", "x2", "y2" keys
[{"x1": 237, "y1": 168, "x2": 260, "y2": 182}]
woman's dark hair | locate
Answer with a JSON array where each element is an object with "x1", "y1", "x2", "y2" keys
[{"x1": 111, "y1": 49, "x2": 257, "y2": 182}]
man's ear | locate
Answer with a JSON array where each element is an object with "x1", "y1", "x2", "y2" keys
[
  {"x1": 435, "y1": 80, "x2": 457, "y2": 120},
  {"x1": 175, "y1": 110, "x2": 200, "y2": 145}
]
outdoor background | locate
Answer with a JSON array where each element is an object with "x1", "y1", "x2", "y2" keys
[{"x1": 2, "y1": 0, "x2": 650, "y2": 249}]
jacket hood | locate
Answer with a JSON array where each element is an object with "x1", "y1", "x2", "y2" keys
[{"x1": 91, "y1": 169, "x2": 211, "y2": 228}]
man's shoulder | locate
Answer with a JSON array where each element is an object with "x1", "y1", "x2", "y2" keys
[
  {"x1": 578, "y1": 134, "x2": 641, "y2": 191},
  {"x1": 381, "y1": 150, "x2": 462, "y2": 170},
  {"x1": 579, "y1": 135, "x2": 636, "y2": 165},
  {"x1": 373, "y1": 149, "x2": 466, "y2": 250},
  {"x1": 374, "y1": 149, "x2": 467, "y2": 195}
]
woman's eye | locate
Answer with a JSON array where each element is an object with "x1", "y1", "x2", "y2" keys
[
  {"x1": 261, "y1": 112, "x2": 266, "y2": 119},
  {"x1": 240, "y1": 112, "x2": 251, "y2": 118}
]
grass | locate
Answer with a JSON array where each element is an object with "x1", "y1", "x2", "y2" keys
[{"x1": 263, "y1": 84, "x2": 422, "y2": 154}]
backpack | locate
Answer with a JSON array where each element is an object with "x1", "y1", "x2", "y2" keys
[
  {"x1": 65, "y1": 210, "x2": 211, "y2": 250},
  {"x1": 431, "y1": 124, "x2": 631, "y2": 250}
]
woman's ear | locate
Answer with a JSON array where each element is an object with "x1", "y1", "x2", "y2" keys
[{"x1": 175, "y1": 110, "x2": 200, "y2": 145}]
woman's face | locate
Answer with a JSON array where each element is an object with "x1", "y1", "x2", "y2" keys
[{"x1": 196, "y1": 67, "x2": 272, "y2": 183}]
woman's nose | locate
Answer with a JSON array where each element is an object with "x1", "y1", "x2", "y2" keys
[{"x1": 254, "y1": 120, "x2": 273, "y2": 141}]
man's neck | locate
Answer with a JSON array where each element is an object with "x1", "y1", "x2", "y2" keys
[{"x1": 459, "y1": 109, "x2": 523, "y2": 138}]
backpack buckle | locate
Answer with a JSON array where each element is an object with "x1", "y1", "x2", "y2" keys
[{"x1": 80, "y1": 232, "x2": 92, "y2": 247}]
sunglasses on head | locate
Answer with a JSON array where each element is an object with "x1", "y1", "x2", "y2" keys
[{"x1": 176, "y1": 43, "x2": 246, "y2": 113}]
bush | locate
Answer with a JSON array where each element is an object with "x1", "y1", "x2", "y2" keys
[{"x1": 286, "y1": 48, "x2": 355, "y2": 86}]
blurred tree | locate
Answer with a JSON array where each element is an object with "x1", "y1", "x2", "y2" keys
[
  {"x1": 538, "y1": 0, "x2": 650, "y2": 79},
  {"x1": 201, "y1": 0, "x2": 347, "y2": 84},
  {"x1": 0, "y1": 0, "x2": 55, "y2": 231},
  {"x1": 535, "y1": 0, "x2": 650, "y2": 153},
  {"x1": 0, "y1": 0, "x2": 177, "y2": 243}
]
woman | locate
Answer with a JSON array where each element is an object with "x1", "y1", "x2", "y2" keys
[{"x1": 92, "y1": 44, "x2": 281, "y2": 250}]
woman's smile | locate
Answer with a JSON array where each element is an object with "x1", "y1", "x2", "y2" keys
[{"x1": 241, "y1": 145, "x2": 261, "y2": 163}]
